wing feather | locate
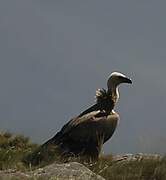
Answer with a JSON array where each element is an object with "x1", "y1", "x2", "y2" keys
[{"x1": 58, "y1": 110, "x2": 119, "y2": 144}]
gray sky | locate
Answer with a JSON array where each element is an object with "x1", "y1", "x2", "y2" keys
[{"x1": 0, "y1": 0, "x2": 166, "y2": 154}]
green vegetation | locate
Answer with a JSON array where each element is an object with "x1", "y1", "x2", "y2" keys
[
  {"x1": 23, "y1": 143, "x2": 62, "y2": 167},
  {"x1": 87, "y1": 155, "x2": 166, "y2": 180},
  {"x1": 0, "y1": 132, "x2": 166, "y2": 180},
  {"x1": 0, "y1": 131, "x2": 38, "y2": 170}
]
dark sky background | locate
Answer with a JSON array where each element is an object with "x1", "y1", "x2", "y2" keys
[{"x1": 0, "y1": 1, "x2": 166, "y2": 154}]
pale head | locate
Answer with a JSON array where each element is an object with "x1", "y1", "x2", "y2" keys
[{"x1": 107, "y1": 72, "x2": 132, "y2": 90}]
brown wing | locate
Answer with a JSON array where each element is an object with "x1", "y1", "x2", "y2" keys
[
  {"x1": 42, "y1": 110, "x2": 119, "y2": 160},
  {"x1": 56, "y1": 110, "x2": 119, "y2": 145}
]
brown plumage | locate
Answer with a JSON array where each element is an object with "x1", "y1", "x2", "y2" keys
[{"x1": 39, "y1": 72, "x2": 132, "y2": 162}]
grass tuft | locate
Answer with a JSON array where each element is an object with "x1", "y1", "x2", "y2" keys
[{"x1": 0, "y1": 132, "x2": 38, "y2": 170}]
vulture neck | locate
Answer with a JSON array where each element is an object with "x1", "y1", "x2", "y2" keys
[{"x1": 108, "y1": 84, "x2": 119, "y2": 103}]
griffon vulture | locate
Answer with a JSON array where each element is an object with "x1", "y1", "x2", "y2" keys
[{"x1": 42, "y1": 72, "x2": 132, "y2": 161}]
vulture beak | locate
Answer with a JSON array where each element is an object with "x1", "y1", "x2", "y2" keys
[{"x1": 122, "y1": 77, "x2": 132, "y2": 84}]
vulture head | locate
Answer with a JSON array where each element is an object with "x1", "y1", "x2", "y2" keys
[
  {"x1": 107, "y1": 72, "x2": 132, "y2": 102},
  {"x1": 107, "y1": 72, "x2": 132, "y2": 88}
]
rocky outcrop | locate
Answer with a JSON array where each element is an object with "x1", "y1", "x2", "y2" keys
[
  {"x1": 0, "y1": 162, "x2": 104, "y2": 180},
  {"x1": 0, "y1": 169, "x2": 31, "y2": 180},
  {"x1": 112, "y1": 153, "x2": 162, "y2": 162},
  {"x1": 33, "y1": 162, "x2": 104, "y2": 180},
  {"x1": 0, "y1": 154, "x2": 163, "y2": 180}
]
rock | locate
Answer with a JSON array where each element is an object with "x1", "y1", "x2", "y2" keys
[
  {"x1": 0, "y1": 169, "x2": 31, "y2": 180},
  {"x1": 0, "y1": 162, "x2": 105, "y2": 180},
  {"x1": 32, "y1": 162, "x2": 105, "y2": 180},
  {"x1": 112, "y1": 153, "x2": 162, "y2": 162}
]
